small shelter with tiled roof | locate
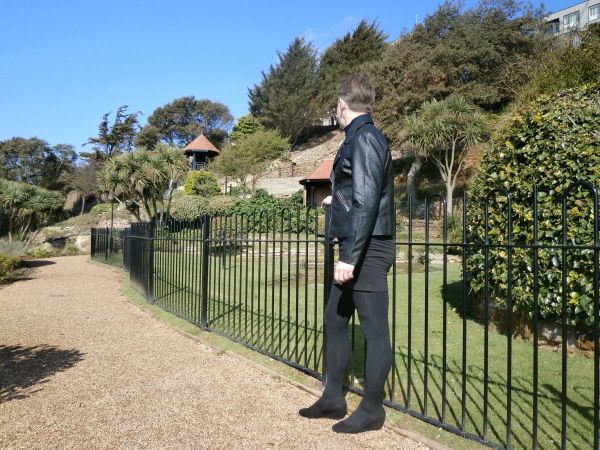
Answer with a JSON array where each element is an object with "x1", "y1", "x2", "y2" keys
[
  {"x1": 184, "y1": 134, "x2": 220, "y2": 170},
  {"x1": 299, "y1": 159, "x2": 333, "y2": 207}
]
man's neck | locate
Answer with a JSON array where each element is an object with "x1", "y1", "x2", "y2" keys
[{"x1": 343, "y1": 112, "x2": 368, "y2": 131}]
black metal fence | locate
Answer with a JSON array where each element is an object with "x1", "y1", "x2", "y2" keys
[{"x1": 91, "y1": 185, "x2": 599, "y2": 450}]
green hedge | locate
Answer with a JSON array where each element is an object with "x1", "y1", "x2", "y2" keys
[
  {"x1": 0, "y1": 254, "x2": 22, "y2": 284},
  {"x1": 468, "y1": 84, "x2": 600, "y2": 328}
]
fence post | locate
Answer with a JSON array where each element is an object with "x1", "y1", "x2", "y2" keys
[
  {"x1": 200, "y1": 214, "x2": 211, "y2": 330},
  {"x1": 322, "y1": 206, "x2": 334, "y2": 382},
  {"x1": 90, "y1": 228, "x2": 96, "y2": 257},
  {"x1": 104, "y1": 227, "x2": 109, "y2": 261},
  {"x1": 147, "y1": 221, "x2": 155, "y2": 303}
]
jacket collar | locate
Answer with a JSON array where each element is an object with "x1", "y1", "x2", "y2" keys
[{"x1": 343, "y1": 114, "x2": 373, "y2": 144}]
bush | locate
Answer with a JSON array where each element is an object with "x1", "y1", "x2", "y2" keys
[
  {"x1": 183, "y1": 170, "x2": 221, "y2": 196},
  {"x1": 468, "y1": 84, "x2": 600, "y2": 328},
  {"x1": 0, "y1": 253, "x2": 22, "y2": 283},
  {"x1": 24, "y1": 245, "x2": 83, "y2": 259},
  {"x1": 90, "y1": 203, "x2": 112, "y2": 215}
]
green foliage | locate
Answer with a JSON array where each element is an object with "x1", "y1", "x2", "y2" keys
[
  {"x1": 0, "y1": 137, "x2": 77, "y2": 190},
  {"x1": 0, "y1": 179, "x2": 64, "y2": 243},
  {"x1": 518, "y1": 24, "x2": 600, "y2": 104},
  {"x1": 316, "y1": 20, "x2": 387, "y2": 115},
  {"x1": 468, "y1": 83, "x2": 600, "y2": 328},
  {"x1": 136, "y1": 96, "x2": 233, "y2": 149},
  {"x1": 211, "y1": 130, "x2": 288, "y2": 191},
  {"x1": 170, "y1": 195, "x2": 237, "y2": 221},
  {"x1": 25, "y1": 245, "x2": 82, "y2": 259},
  {"x1": 183, "y1": 170, "x2": 221, "y2": 196},
  {"x1": 248, "y1": 37, "x2": 319, "y2": 144},
  {"x1": 90, "y1": 203, "x2": 113, "y2": 215},
  {"x1": 405, "y1": 96, "x2": 488, "y2": 214},
  {"x1": 98, "y1": 144, "x2": 189, "y2": 221},
  {"x1": 0, "y1": 253, "x2": 22, "y2": 284},
  {"x1": 230, "y1": 114, "x2": 265, "y2": 142},
  {"x1": 365, "y1": 0, "x2": 549, "y2": 142},
  {"x1": 83, "y1": 105, "x2": 141, "y2": 159}
]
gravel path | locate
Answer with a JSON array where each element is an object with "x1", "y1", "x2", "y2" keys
[{"x1": 0, "y1": 256, "x2": 426, "y2": 449}]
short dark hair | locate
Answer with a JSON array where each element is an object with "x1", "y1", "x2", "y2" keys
[{"x1": 336, "y1": 76, "x2": 376, "y2": 113}]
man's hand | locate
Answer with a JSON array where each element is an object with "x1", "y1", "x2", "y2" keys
[
  {"x1": 321, "y1": 195, "x2": 332, "y2": 207},
  {"x1": 334, "y1": 261, "x2": 355, "y2": 285}
]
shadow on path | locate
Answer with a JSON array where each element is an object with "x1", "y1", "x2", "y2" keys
[{"x1": 0, "y1": 345, "x2": 85, "y2": 403}]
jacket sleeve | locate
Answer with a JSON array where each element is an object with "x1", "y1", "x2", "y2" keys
[{"x1": 338, "y1": 131, "x2": 387, "y2": 265}]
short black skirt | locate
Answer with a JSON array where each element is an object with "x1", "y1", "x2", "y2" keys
[{"x1": 339, "y1": 237, "x2": 395, "y2": 292}]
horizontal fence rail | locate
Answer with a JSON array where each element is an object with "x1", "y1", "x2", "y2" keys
[{"x1": 92, "y1": 184, "x2": 600, "y2": 450}]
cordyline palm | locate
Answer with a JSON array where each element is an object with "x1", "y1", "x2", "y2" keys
[
  {"x1": 20, "y1": 187, "x2": 64, "y2": 246},
  {"x1": 98, "y1": 146, "x2": 188, "y2": 222},
  {"x1": 405, "y1": 95, "x2": 488, "y2": 215},
  {"x1": 0, "y1": 179, "x2": 28, "y2": 243}
]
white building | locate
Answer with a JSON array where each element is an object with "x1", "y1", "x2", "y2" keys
[{"x1": 545, "y1": 1, "x2": 600, "y2": 35}]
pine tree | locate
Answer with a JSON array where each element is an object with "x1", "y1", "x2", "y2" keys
[{"x1": 248, "y1": 37, "x2": 318, "y2": 146}]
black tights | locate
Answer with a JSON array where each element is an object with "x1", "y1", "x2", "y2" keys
[{"x1": 322, "y1": 283, "x2": 393, "y2": 413}]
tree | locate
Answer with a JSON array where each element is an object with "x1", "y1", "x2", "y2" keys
[
  {"x1": 83, "y1": 105, "x2": 141, "y2": 159},
  {"x1": 97, "y1": 145, "x2": 189, "y2": 221},
  {"x1": 0, "y1": 179, "x2": 63, "y2": 243},
  {"x1": 230, "y1": 114, "x2": 264, "y2": 142},
  {"x1": 59, "y1": 162, "x2": 101, "y2": 214},
  {"x1": 0, "y1": 137, "x2": 77, "y2": 190},
  {"x1": 316, "y1": 20, "x2": 387, "y2": 117},
  {"x1": 364, "y1": 0, "x2": 548, "y2": 198},
  {"x1": 211, "y1": 130, "x2": 288, "y2": 192},
  {"x1": 404, "y1": 96, "x2": 488, "y2": 214},
  {"x1": 248, "y1": 37, "x2": 319, "y2": 145},
  {"x1": 136, "y1": 97, "x2": 233, "y2": 149}
]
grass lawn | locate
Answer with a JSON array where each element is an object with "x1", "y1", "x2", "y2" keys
[{"x1": 106, "y1": 233, "x2": 597, "y2": 450}]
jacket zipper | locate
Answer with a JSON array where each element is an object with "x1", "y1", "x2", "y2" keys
[{"x1": 336, "y1": 191, "x2": 350, "y2": 212}]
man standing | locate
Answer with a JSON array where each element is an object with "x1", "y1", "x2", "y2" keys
[{"x1": 299, "y1": 76, "x2": 395, "y2": 433}]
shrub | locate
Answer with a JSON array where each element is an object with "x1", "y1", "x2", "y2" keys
[
  {"x1": 24, "y1": 245, "x2": 83, "y2": 259},
  {"x1": 0, "y1": 253, "x2": 22, "y2": 283},
  {"x1": 183, "y1": 170, "x2": 221, "y2": 196},
  {"x1": 170, "y1": 195, "x2": 208, "y2": 221},
  {"x1": 90, "y1": 203, "x2": 112, "y2": 215},
  {"x1": 468, "y1": 84, "x2": 600, "y2": 328}
]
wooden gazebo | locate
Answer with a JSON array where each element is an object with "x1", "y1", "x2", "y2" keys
[
  {"x1": 299, "y1": 159, "x2": 334, "y2": 207},
  {"x1": 184, "y1": 134, "x2": 219, "y2": 170}
]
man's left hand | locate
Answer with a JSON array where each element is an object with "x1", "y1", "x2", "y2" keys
[{"x1": 334, "y1": 261, "x2": 355, "y2": 285}]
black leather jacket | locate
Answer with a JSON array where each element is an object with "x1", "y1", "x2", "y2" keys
[{"x1": 329, "y1": 114, "x2": 394, "y2": 265}]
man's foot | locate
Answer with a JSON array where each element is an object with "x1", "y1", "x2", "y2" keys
[
  {"x1": 332, "y1": 406, "x2": 385, "y2": 434},
  {"x1": 298, "y1": 397, "x2": 347, "y2": 419}
]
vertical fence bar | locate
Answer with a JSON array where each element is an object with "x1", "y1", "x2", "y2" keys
[
  {"x1": 200, "y1": 214, "x2": 210, "y2": 330},
  {"x1": 461, "y1": 192, "x2": 468, "y2": 431},
  {"x1": 407, "y1": 195, "x2": 413, "y2": 409},
  {"x1": 533, "y1": 186, "x2": 539, "y2": 450},
  {"x1": 561, "y1": 195, "x2": 568, "y2": 450},
  {"x1": 506, "y1": 195, "x2": 513, "y2": 449},
  {"x1": 442, "y1": 199, "x2": 448, "y2": 423},
  {"x1": 148, "y1": 222, "x2": 155, "y2": 303},
  {"x1": 593, "y1": 187, "x2": 599, "y2": 450},
  {"x1": 424, "y1": 197, "x2": 430, "y2": 416},
  {"x1": 483, "y1": 200, "x2": 490, "y2": 440},
  {"x1": 323, "y1": 206, "x2": 334, "y2": 380}
]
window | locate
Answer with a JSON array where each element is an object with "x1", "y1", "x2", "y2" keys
[
  {"x1": 547, "y1": 18, "x2": 560, "y2": 34},
  {"x1": 589, "y1": 4, "x2": 600, "y2": 22},
  {"x1": 563, "y1": 12, "x2": 579, "y2": 30}
]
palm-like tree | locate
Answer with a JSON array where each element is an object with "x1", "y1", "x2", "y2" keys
[
  {"x1": 0, "y1": 179, "x2": 29, "y2": 243},
  {"x1": 98, "y1": 146, "x2": 189, "y2": 222},
  {"x1": 405, "y1": 95, "x2": 488, "y2": 215}
]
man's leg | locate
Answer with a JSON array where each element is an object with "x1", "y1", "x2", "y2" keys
[
  {"x1": 299, "y1": 283, "x2": 354, "y2": 419},
  {"x1": 332, "y1": 289, "x2": 392, "y2": 433}
]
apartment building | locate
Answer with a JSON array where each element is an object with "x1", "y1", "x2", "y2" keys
[{"x1": 545, "y1": 1, "x2": 600, "y2": 34}]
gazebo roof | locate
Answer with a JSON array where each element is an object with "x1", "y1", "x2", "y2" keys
[
  {"x1": 299, "y1": 159, "x2": 334, "y2": 185},
  {"x1": 184, "y1": 134, "x2": 219, "y2": 155}
]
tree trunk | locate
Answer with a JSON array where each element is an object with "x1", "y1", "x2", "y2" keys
[
  {"x1": 406, "y1": 156, "x2": 423, "y2": 202},
  {"x1": 446, "y1": 179, "x2": 454, "y2": 216},
  {"x1": 165, "y1": 181, "x2": 175, "y2": 220},
  {"x1": 80, "y1": 195, "x2": 86, "y2": 215},
  {"x1": 7, "y1": 216, "x2": 13, "y2": 244}
]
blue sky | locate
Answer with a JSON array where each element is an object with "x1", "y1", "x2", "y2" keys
[{"x1": 0, "y1": 0, "x2": 576, "y2": 153}]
